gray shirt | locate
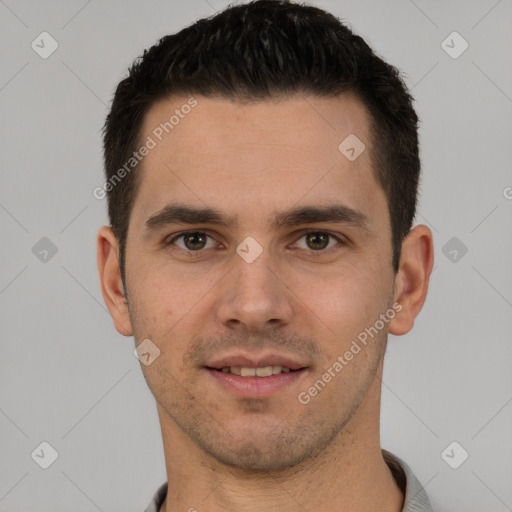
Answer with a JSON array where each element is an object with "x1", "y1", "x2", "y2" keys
[{"x1": 144, "y1": 449, "x2": 433, "y2": 512}]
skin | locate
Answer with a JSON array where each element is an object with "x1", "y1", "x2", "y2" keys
[{"x1": 97, "y1": 93, "x2": 433, "y2": 512}]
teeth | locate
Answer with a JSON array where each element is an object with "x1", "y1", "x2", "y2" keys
[
  {"x1": 219, "y1": 365, "x2": 293, "y2": 376},
  {"x1": 241, "y1": 367, "x2": 256, "y2": 377},
  {"x1": 256, "y1": 366, "x2": 273, "y2": 377}
]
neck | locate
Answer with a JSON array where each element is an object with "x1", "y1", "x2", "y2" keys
[{"x1": 158, "y1": 366, "x2": 404, "y2": 512}]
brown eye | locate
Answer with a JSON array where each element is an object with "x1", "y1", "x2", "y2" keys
[
  {"x1": 305, "y1": 232, "x2": 330, "y2": 250},
  {"x1": 294, "y1": 231, "x2": 341, "y2": 252},
  {"x1": 168, "y1": 231, "x2": 216, "y2": 251},
  {"x1": 183, "y1": 232, "x2": 207, "y2": 250}
]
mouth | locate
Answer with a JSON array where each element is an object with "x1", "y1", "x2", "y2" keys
[
  {"x1": 207, "y1": 365, "x2": 299, "y2": 377},
  {"x1": 203, "y1": 354, "x2": 309, "y2": 398}
]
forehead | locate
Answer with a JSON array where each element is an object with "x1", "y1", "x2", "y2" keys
[
  {"x1": 131, "y1": 93, "x2": 386, "y2": 230},
  {"x1": 141, "y1": 92, "x2": 372, "y2": 164}
]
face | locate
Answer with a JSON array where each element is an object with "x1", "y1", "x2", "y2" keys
[{"x1": 106, "y1": 93, "x2": 403, "y2": 470}]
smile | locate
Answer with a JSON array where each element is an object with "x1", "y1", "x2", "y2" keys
[{"x1": 216, "y1": 365, "x2": 293, "y2": 377}]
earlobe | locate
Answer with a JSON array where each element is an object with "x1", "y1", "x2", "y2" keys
[
  {"x1": 388, "y1": 224, "x2": 434, "y2": 336},
  {"x1": 97, "y1": 226, "x2": 133, "y2": 336}
]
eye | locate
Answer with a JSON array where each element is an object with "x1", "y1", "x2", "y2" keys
[
  {"x1": 165, "y1": 230, "x2": 345, "y2": 255},
  {"x1": 293, "y1": 231, "x2": 344, "y2": 252},
  {"x1": 167, "y1": 231, "x2": 218, "y2": 251}
]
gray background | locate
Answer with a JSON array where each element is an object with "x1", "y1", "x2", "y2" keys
[{"x1": 1, "y1": 0, "x2": 511, "y2": 510}]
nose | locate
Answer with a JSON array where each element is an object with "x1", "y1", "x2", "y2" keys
[{"x1": 215, "y1": 246, "x2": 294, "y2": 333}]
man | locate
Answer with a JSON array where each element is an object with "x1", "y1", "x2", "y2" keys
[{"x1": 97, "y1": 1, "x2": 434, "y2": 510}]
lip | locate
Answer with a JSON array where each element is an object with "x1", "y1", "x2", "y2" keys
[
  {"x1": 205, "y1": 352, "x2": 308, "y2": 371},
  {"x1": 205, "y1": 367, "x2": 308, "y2": 398}
]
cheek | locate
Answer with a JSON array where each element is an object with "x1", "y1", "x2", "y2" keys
[
  {"x1": 127, "y1": 266, "x2": 177, "y2": 345},
  {"x1": 296, "y1": 262, "x2": 392, "y2": 351},
  {"x1": 127, "y1": 261, "x2": 218, "y2": 354}
]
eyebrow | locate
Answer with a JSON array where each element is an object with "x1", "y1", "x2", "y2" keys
[{"x1": 144, "y1": 203, "x2": 370, "y2": 235}]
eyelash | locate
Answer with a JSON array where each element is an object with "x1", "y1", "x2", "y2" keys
[{"x1": 165, "y1": 230, "x2": 346, "y2": 256}]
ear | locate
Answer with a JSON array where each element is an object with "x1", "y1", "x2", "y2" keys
[
  {"x1": 388, "y1": 224, "x2": 434, "y2": 336},
  {"x1": 97, "y1": 226, "x2": 133, "y2": 336}
]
